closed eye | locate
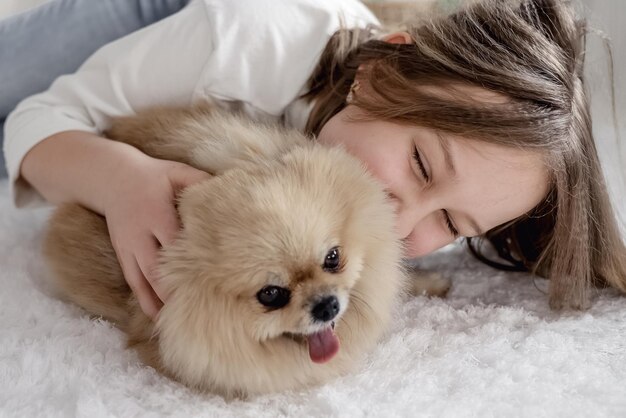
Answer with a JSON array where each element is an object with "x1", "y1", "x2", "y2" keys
[
  {"x1": 443, "y1": 210, "x2": 460, "y2": 238},
  {"x1": 413, "y1": 146, "x2": 460, "y2": 238},
  {"x1": 412, "y1": 146, "x2": 429, "y2": 182}
]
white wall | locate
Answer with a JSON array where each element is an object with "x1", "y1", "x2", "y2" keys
[
  {"x1": 0, "y1": 0, "x2": 50, "y2": 19},
  {"x1": 582, "y1": 0, "x2": 626, "y2": 231}
]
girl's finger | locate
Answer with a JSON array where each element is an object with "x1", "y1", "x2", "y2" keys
[
  {"x1": 152, "y1": 205, "x2": 181, "y2": 248},
  {"x1": 169, "y1": 164, "x2": 211, "y2": 195},
  {"x1": 135, "y1": 235, "x2": 169, "y2": 303},
  {"x1": 118, "y1": 248, "x2": 162, "y2": 320}
]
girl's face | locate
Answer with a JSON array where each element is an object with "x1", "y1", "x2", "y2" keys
[{"x1": 317, "y1": 104, "x2": 550, "y2": 258}]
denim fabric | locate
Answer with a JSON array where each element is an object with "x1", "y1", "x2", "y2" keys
[{"x1": 0, "y1": 0, "x2": 191, "y2": 177}]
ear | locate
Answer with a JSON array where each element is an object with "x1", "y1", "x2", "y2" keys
[
  {"x1": 382, "y1": 31, "x2": 412, "y2": 45},
  {"x1": 354, "y1": 31, "x2": 412, "y2": 79}
]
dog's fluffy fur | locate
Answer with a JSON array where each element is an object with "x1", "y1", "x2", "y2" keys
[{"x1": 44, "y1": 104, "x2": 410, "y2": 397}]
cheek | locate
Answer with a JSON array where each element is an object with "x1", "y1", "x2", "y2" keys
[
  {"x1": 317, "y1": 113, "x2": 356, "y2": 148},
  {"x1": 403, "y1": 223, "x2": 456, "y2": 258},
  {"x1": 353, "y1": 149, "x2": 406, "y2": 194}
]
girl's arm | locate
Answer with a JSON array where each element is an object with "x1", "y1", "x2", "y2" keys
[
  {"x1": 21, "y1": 131, "x2": 142, "y2": 214},
  {"x1": 5, "y1": 1, "x2": 213, "y2": 319},
  {"x1": 22, "y1": 130, "x2": 210, "y2": 320},
  {"x1": 4, "y1": 0, "x2": 212, "y2": 208}
]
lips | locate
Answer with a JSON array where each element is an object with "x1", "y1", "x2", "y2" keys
[{"x1": 307, "y1": 321, "x2": 339, "y2": 363}]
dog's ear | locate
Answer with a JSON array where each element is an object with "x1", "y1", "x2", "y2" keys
[{"x1": 175, "y1": 175, "x2": 220, "y2": 224}]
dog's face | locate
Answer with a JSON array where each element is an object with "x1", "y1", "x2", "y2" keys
[{"x1": 156, "y1": 145, "x2": 400, "y2": 376}]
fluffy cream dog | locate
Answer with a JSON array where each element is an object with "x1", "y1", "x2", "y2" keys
[{"x1": 44, "y1": 104, "x2": 411, "y2": 397}]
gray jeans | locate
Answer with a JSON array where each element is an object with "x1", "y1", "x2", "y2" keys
[{"x1": 0, "y1": 0, "x2": 191, "y2": 177}]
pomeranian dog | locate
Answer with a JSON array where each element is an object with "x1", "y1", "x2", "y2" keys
[{"x1": 44, "y1": 103, "x2": 411, "y2": 397}]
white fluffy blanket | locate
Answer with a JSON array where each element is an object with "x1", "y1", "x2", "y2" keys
[{"x1": 1, "y1": 180, "x2": 625, "y2": 418}]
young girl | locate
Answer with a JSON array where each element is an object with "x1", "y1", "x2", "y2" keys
[{"x1": 2, "y1": 0, "x2": 625, "y2": 319}]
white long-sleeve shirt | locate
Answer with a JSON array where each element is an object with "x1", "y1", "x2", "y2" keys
[{"x1": 4, "y1": 0, "x2": 378, "y2": 207}]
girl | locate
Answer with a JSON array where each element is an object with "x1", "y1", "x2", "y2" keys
[{"x1": 2, "y1": 0, "x2": 625, "y2": 319}]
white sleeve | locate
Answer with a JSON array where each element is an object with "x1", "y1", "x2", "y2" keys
[
  {"x1": 3, "y1": 0, "x2": 213, "y2": 208},
  {"x1": 197, "y1": 0, "x2": 379, "y2": 116}
]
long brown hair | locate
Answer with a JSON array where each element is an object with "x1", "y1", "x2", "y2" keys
[{"x1": 302, "y1": 0, "x2": 626, "y2": 309}]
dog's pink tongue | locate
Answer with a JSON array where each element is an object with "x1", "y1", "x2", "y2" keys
[{"x1": 307, "y1": 327, "x2": 340, "y2": 363}]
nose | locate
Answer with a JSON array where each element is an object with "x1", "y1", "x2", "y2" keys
[
  {"x1": 389, "y1": 192, "x2": 453, "y2": 258},
  {"x1": 311, "y1": 296, "x2": 340, "y2": 323},
  {"x1": 389, "y1": 193, "x2": 421, "y2": 239}
]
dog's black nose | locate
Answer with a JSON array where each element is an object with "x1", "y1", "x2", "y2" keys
[{"x1": 311, "y1": 296, "x2": 340, "y2": 322}]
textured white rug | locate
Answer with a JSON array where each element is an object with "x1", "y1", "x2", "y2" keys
[{"x1": 1, "y1": 180, "x2": 625, "y2": 417}]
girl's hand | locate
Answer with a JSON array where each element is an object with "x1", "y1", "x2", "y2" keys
[{"x1": 103, "y1": 151, "x2": 211, "y2": 320}]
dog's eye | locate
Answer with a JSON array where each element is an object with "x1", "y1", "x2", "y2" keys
[
  {"x1": 257, "y1": 286, "x2": 291, "y2": 309},
  {"x1": 323, "y1": 246, "x2": 341, "y2": 273}
]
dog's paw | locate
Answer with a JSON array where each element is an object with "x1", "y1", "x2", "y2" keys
[{"x1": 407, "y1": 269, "x2": 451, "y2": 298}]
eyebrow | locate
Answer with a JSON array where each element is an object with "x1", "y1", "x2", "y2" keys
[
  {"x1": 435, "y1": 132, "x2": 484, "y2": 237},
  {"x1": 435, "y1": 132, "x2": 456, "y2": 177}
]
